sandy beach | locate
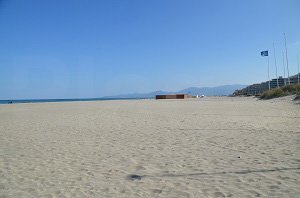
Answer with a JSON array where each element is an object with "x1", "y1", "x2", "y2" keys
[{"x1": 0, "y1": 97, "x2": 299, "y2": 197}]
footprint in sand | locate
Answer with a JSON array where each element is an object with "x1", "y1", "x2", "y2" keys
[
  {"x1": 152, "y1": 189, "x2": 162, "y2": 194},
  {"x1": 126, "y1": 174, "x2": 143, "y2": 181}
]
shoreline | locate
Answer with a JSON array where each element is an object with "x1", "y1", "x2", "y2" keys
[
  {"x1": 1, "y1": 95, "x2": 299, "y2": 106},
  {"x1": 0, "y1": 97, "x2": 150, "y2": 105}
]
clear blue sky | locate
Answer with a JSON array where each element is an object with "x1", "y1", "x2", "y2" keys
[{"x1": 0, "y1": 0, "x2": 299, "y2": 99}]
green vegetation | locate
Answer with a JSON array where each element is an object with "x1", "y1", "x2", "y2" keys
[{"x1": 260, "y1": 84, "x2": 300, "y2": 100}]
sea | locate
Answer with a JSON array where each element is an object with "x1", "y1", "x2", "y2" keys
[{"x1": 0, "y1": 98, "x2": 148, "y2": 104}]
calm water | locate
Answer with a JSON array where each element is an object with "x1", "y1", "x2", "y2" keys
[{"x1": 0, "y1": 98, "x2": 147, "y2": 104}]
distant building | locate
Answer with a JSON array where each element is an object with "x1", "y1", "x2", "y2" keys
[
  {"x1": 270, "y1": 76, "x2": 285, "y2": 88},
  {"x1": 233, "y1": 73, "x2": 300, "y2": 96},
  {"x1": 289, "y1": 73, "x2": 300, "y2": 85},
  {"x1": 155, "y1": 94, "x2": 193, "y2": 99}
]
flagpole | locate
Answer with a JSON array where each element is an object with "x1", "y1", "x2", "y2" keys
[
  {"x1": 297, "y1": 54, "x2": 300, "y2": 84},
  {"x1": 284, "y1": 33, "x2": 290, "y2": 85},
  {"x1": 261, "y1": 50, "x2": 270, "y2": 90},
  {"x1": 273, "y1": 42, "x2": 279, "y2": 88},
  {"x1": 268, "y1": 52, "x2": 270, "y2": 90},
  {"x1": 283, "y1": 52, "x2": 286, "y2": 85}
]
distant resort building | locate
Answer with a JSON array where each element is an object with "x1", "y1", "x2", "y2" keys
[
  {"x1": 233, "y1": 73, "x2": 300, "y2": 96},
  {"x1": 155, "y1": 94, "x2": 193, "y2": 99},
  {"x1": 289, "y1": 73, "x2": 300, "y2": 85}
]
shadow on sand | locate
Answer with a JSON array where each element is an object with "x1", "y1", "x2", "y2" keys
[
  {"x1": 128, "y1": 167, "x2": 300, "y2": 181},
  {"x1": 157, "y1": 167, "x2": 300, "y2": 178}
]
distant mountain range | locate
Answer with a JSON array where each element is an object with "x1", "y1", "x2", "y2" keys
[{"x1": 103, "y1": 84, "x2": 247, "y2": 98}]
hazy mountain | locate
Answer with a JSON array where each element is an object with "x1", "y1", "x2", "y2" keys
[
  {"x1": 178, "y1": 85, "x2": 247, "y2": 96},
  {"x1": 103, "y1": 84, "x2": 247, "y2": 98}
]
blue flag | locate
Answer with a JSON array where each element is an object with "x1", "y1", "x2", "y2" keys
[{"x1": 261, "y1": 51, "x2": 268, "y2": 56}]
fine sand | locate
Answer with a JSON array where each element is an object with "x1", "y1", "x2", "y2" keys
[{"x1": 0, "y1": 97, "x2": 299, "y2": 197}]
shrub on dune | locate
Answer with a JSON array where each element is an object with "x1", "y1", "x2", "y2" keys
[
  {"x1": 260, "y1": 89, "x2": 285, "y2": 99},
  {"x1": 281, "y1": 84, "x2": 300, "y2": 94},
  {"x1": 260, "y1": 84, "x2": 300, "y2": 99}
]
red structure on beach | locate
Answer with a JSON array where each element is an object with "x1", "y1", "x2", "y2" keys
[{"x1": 155, "y1": 94, "x2": 192, "y2": 99}]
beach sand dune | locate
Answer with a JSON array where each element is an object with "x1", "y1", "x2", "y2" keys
[{"x1": 0, "y1": 97, "x2": 299, "y2": 197}]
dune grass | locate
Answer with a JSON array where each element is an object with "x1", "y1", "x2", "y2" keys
[{"x1": 260, "y1": 84, "x2": 300, "y2": 100}]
